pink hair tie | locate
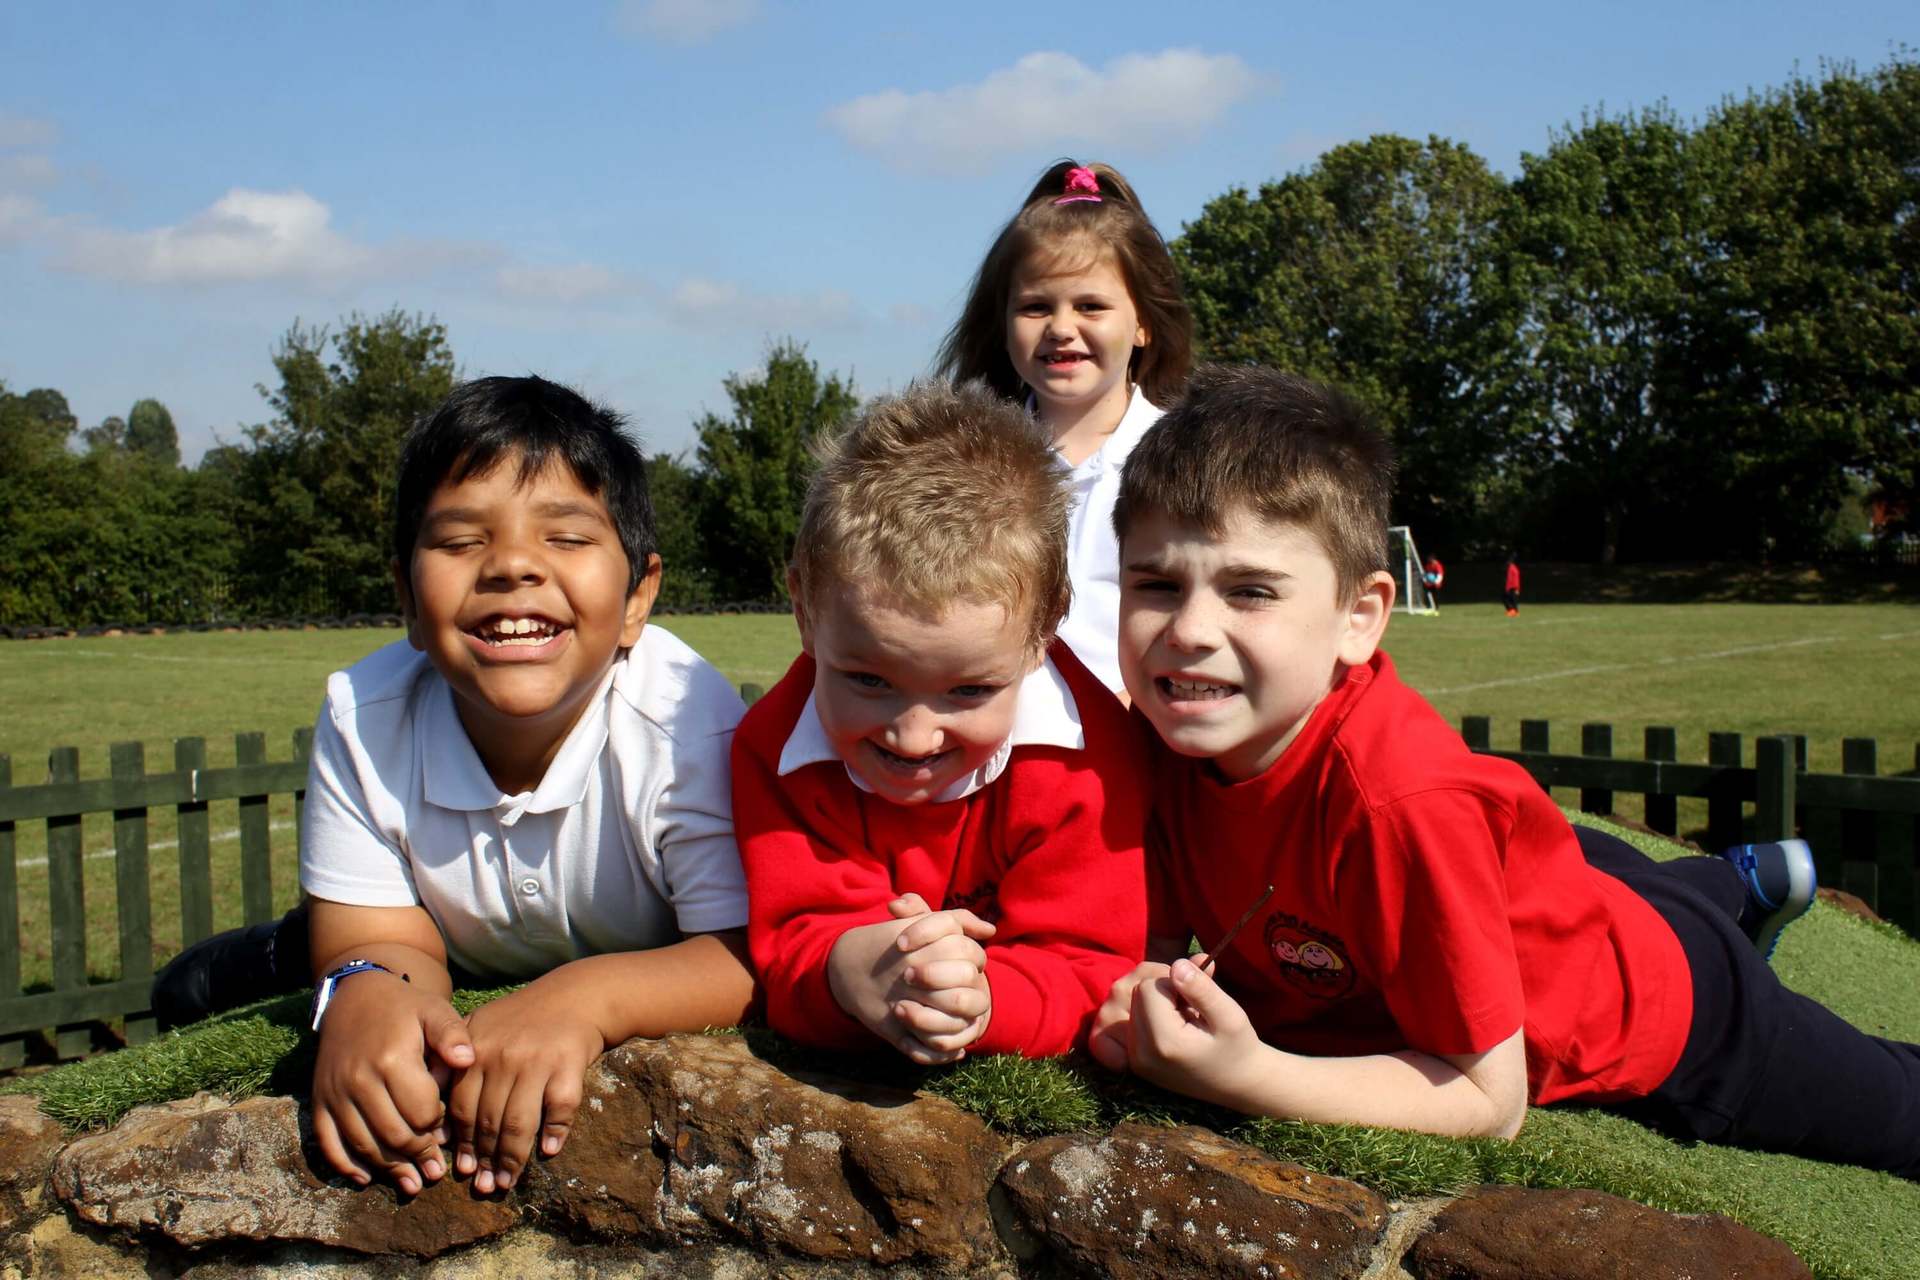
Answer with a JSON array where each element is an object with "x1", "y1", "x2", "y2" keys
[{"x1": 1054, "y1": 166, "x2": 1103, "y2": 204}]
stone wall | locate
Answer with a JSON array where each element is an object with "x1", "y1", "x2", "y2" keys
[{"x1": 2, "y1": 1035, "x2": 1811, "y2": 1279}]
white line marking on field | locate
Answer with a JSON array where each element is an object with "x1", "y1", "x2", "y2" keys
[
  {"x1": 1425, "y1": 634, "x2": 1840, "y2": 695},
  {"x1": 16, "y1": 818, "x2": 297, "y2": 870},
  {"x1": 1879, "y1": 630, "x2": 1920, "y2": 641}
]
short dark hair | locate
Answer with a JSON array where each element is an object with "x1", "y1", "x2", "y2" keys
[
  {"x1": 1114, "y1": 365, "x2": 1396, "y2": 598},
  {"x1": 393, "y1": 376, "x2": 656, "y2": 593}
]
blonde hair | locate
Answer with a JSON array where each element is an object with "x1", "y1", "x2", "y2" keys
[
  {"x1": 791, "y1": 381, "x2": 1071, "y2": 651},
  {"x1": 936, "y1": 159, "x2": 1193, "y2": 408}
]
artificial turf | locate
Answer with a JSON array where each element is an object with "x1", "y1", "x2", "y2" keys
[{"x1": 10, "y1": 818, "x2": 1918, "y2": 1277}]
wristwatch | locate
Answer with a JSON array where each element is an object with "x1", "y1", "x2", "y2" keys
[{"x1": 310, "y1": 959, "x2": 408, "y2": 1031}]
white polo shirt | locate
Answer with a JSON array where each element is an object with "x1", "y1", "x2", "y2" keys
[
  {"x1": 1054, "y1": 387, "x2": 1165, "y2": 693},
  {"x1": 775, "y1": 655, "x2": 1084, "y2": 803},
  {"x1": 299, "y1": 628, "x2": 747, "y2": 981}
]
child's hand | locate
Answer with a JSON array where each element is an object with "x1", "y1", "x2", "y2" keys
[
  {"x1": 447, "y1": 985, "x2": 607, "y2": 1194},
  {"x1": 1087, "y1": 960, "x2": 1170, "y2": 1071},
  {"x1": 1123, "y1": 956, "x2": 1267, "y2": 1106},
  {"x1": 310, "y1": 974, "x2": 475, "y2": 1195},
  {"x1": 887, "y1": 894, "x2": 994, "y2": 1056}
]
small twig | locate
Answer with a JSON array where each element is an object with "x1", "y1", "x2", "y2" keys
[{"x1": 1201, "y1": 883, "x2": 1274, "y2": 974}]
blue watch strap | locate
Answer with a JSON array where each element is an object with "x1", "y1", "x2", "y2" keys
[{"x1": 310, "y1": 959, "x2": 407, "y2": 1031}]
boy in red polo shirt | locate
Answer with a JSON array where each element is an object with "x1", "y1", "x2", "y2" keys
[
  {"x1": 735, "y1": 381, "x2": 1147, "y2": 1063},
  {"x1": 1090, "y1": 365, "x2": 1919, "y2": 1175}
]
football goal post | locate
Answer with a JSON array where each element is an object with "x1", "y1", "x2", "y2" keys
[{"x1": 1388, "y1": 526, "x2": 1439, "y2": 616}]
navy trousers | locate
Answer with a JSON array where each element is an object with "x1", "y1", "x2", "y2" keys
[{"x1": 1576, "y1": 826, "x2": 1920, "y2": 1177}]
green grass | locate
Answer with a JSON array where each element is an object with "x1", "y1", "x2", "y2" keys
[{"x1": 12, "y1": 819, "x2": 1920, "y2": 1277}]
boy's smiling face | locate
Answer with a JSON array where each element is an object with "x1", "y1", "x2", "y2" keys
[
  {"x1": 399, "y1": 453, "x2": 657, "y2": 791},
  {"x1": 1119, "y1": 506, "x2": 1390, "y2": 782},
  {"x1": 797, "y1": 584, "x2": 1038, "y2": 806}
]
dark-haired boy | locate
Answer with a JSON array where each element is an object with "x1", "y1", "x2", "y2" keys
[
  {"x1": 298, "y1": 376, "x2": 754, "y2": 1196},
  {"x1": 1089, "y1": 365, "x2": 1920, "y2": 1175}
]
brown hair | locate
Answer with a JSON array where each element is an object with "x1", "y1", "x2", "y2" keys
[
  {"x1": 790, "y1": 380, "x2": 1072, "y2": 651},
  {"x1": 1113, "y1": 365, "x2": 1397, "y2": 599},
  {"x1": 935, "y1": 159, "x2": 1193, "y2": 409}
]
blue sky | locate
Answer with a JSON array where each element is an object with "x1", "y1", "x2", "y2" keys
[{"x1": 1, "y1": 1, "x2": 1911, "y2": 464}]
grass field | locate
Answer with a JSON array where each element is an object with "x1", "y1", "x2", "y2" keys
[{"x1": 2, "y1": 601, "x2": 1916, "y2": 993}]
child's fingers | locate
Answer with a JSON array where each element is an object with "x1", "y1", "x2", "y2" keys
[
  {"x1": 468, "y1": 1068, "x2": 519, "y2": 1194},
  {"x1": 903, "y1": 956, "x2": 988, "y2": 991},
  {"x1": 896, "y1": 909, "x2": 996, "y2": 951},
  {"x1": 424, "y1": 1003, "x2": 476, "y2": 1071},
  {"x1": 892, "y1": 997, "x2": 973, "y2": 1038},
  {"x1": 1087, "y1": 1020, "x2": 1130, "y2": 1072},
  {"x1": 484, "y1": 1075, "x2": 548, "y2": 1191},
  {"x1": 896, "y1": 980, "x2": 988, "y2": 1020},
  {"x1": 539, "y1": 1068, "x2": 583, "y2": 1159},
  {"x1": 311, "y1": 1105, "x2": 373, "y2": 1187},
  {"x1": 1167, "y1": 957, "x2": 1245, "y2": 1030},
  {"x1": 445, "y1": 1065, "x2": 484, "y2": 1178},
  {"x1": 888, "y1": 892, "x2": 932, "y2": 919},
  {"x1": 334, "y1": 1098, "x2": 428, "y2": 1196},
  {"x1": 914, "y1": 1018, "x2": 988, "y2": 1054}
]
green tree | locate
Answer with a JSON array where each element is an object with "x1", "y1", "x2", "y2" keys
[
  {"x1": 1175, "y1": 135, "x2": 1524, "y2": 553},
  {"x1": 1503, "y1": 108, "x2": 1699, "y2": 563},
  {"x1": 694, "y1": 340, "x2": 858, "y2": 601},
  {"x1": 0, "y1": 382, "x2": 77, "y2": 473},
  {"x1": 1680, "y1": 57, "x2": 1920, "y2": 556},
  {"x1": 82, "y1": 415, "x2": 128, "y2": 455},
  {"x1": 228, "y1": 310, "x2": 457, "y2": 615},
  {"x1": 648, "y1": 451, "x2": 716, "y2": 609},
  {"x1": 126, "y1": 398, "x2": 181, "y2": 466}
]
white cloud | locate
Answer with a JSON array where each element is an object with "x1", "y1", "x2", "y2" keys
[
  {"x1": 0, "y1": 193, "x2": 48, "y2": 245},
  {"x1": 827, "y1": 49, "x2": 1264, "y2": 172},
  {"x1": 48, "y1": 188, "x2": 490, "y2": 286},
  {"x1": 0, "y1": 112, "x2": 57, "y2": 149},
  {"x1": 496, "y1": 262, "x2": 636, "y2": 304},
  {"x1": 0, "y1": 153, "x2": 58, "y2": 189},
  {"x1": 669, "y1": 276, "x2": 862, "y2": 332},
  {"x1": 613, "y1": 0, "x2": 759, "y2": 44}
]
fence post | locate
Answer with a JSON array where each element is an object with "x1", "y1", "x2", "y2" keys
[
  {"x1": 292, "y1": 727, "x2": 313, "y2": 874},
  {"x1": 237, "y1": 732, "x2": 273, "y2": 925},
  {"x1": 175, "y1": 738, "x2": 213, "y2": 946},
  {"x1": 1755, "y1": 736, "x2": 1796, "y2": 845},
  {"x1": 48, "y1": 746, "x2": 90, "y2": 1060},
  {"x1": 110, "y1": 743, "x2": 157, "y2": 1047},
  {"x1": 1707, "y1": 733, "x2": 1745, "y2": 850},
  {"x1": 1460, "y1": 716, "x2": 1491, "y2": 751},
  {"x1": 0, "y1": 755, "x2": 20, "y2": 1070},
  {"x1": 1839, "y1": 739, "x2": 1879, "y2": 910},
  {"x1": 1643, "y1": 726, "x2": 1677, "y2": 835},
  {"x1": 1581, "y1": 723, "x2": 1614, "y2": 816}
]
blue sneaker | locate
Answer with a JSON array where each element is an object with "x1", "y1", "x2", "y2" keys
[{"x1": 1720, "y1": 839, "x2": 1816, "y2": 960}]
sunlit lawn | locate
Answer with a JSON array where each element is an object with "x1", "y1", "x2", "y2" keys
[{"x1": 3, "y1": 602, "x2": 1916, "y2": 991}]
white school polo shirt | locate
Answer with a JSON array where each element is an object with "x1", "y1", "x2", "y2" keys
[
  {"x1": 299, "y1": 627, "x2": 747, "y2": 981},
  {"x1": 776, "y1": 655, "x2": 1084, "y2": 803},
  {"x1": 1054, "y1": 387, "x2": 1165, "y2": 693}
]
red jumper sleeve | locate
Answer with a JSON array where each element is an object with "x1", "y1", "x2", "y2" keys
[
  {"x1": 970, "y1": 675, "x2": 1150, "y2": 1057},
  {"x1": 733, "y1": 660, "x2": 898, "y2": 1049}
]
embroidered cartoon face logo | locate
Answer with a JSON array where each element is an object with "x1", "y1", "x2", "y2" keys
[{"x1": 1265, "y1": 915, "x2": 1357, "y2": 1000}]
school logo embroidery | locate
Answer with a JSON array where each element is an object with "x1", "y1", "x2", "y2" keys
[{"x1": 1264, "y1": 912, "x2": 1356, "y2": 1000}]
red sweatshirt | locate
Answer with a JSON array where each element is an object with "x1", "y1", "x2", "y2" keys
[{"x1": 735, "y1": 643, "x2": 1148, "y2": 1056}]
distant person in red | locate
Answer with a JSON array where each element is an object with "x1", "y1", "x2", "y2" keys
[
  {"x1": 1422, "y1": 555, "x2": 1444, "y2": 595},
  {"x1": 1504, "y1": 554, "x2": 1521, "y2": 617}
]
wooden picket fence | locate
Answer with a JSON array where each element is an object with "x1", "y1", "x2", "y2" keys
[{"x1": 0, "y1": 713, "x2": 1916, "y2": 1064}]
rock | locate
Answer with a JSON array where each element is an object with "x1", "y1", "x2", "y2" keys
[
  {"x1": 51, "y1": 1092, "x2": 516, "y2": 1257},
  {"x1": 3, "y1": 1212, "x2": 152, "y2": 1280},
  {"x1": 996, "y1": 1122, "x2": 1388, "y2": 1280},
  {"x1": 522, "y1": 1034, "x2": 1007, "y2": 1269},
  {"x1": 1818, "y1": 886, "x2": 1882, "y2": 925},
  {"x1": 1405, "y1": 1184, "x2": 1811, "y2": 1279},
  {"x1": 0, "y1": 1096, "x2": 63, "y2": 1237}
]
